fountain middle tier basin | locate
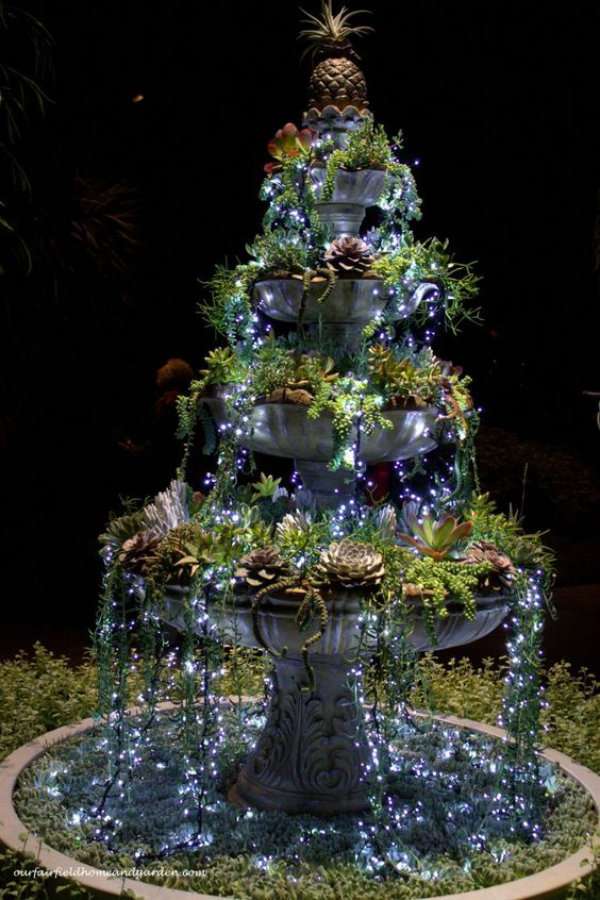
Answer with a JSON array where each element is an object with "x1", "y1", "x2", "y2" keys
[
  {"x1": 254, "y1": 277, "x2": 436, "y2": 325},
  {"x1": 203, "y1": 399, "x2": 440, "y2": 464},
  {"x1": 309, "y1": 167, "x2": 387, "y2": 237}
]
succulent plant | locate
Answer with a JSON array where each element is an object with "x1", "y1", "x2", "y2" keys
[
  {"x1": 276, "y1": 511, "x2": 312, "y2": 541},
  {"x1": 175, "y1": 528, "x2": 222, "y2": 579},
  {"x1": 374, "y1": 504, "x2": 398, "y2": 541},
  {"x1": 368, "y1": 345, "x2": 441, "y2": 408},
  {"x1": 251, "y1": 472, "x2": 286, "y2": 502},
  {"x1": 314, "y1": 539, "x2": 384, "y2": 588},
  {"x1": 199, "y1": 347, "x2": 241, "y2": 385},
  {"x1": 265, "y1": 123, "x2": 315, "y2": 174},
  {"x1": 267, "y1": 354, "x2": 339, "y2": 405},
  {"x1": 325, "y1": 236, "x2": 374, "y2": 276},
  {"x1": 143, "y1": 480, "x2": 190, "y2": 537},
  {"x1": 99, "y1": 508, "x2": 147, "y2": 549},
  {"x1": 235, "y1": 548, "x2": 291, "y2": 589},
  {"x1": 463, "y1": 541, "x2": 516, "y2": 591},
  {"x1": 156, "y1": 358, "x2": 194, "y2": 392},
  {"x1": 117, "y1": 530, "x2": 162, "y2": 576},
  {"x1": 399, "y1": 502, "x2": 473, "y2": 561},
  {"x1": 266, "y1": 387, "x2": 314, "y2": 406}
]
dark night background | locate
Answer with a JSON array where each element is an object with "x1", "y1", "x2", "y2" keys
[{"x1": 1, "y1": 2, "x2": 599, "y2": 669}]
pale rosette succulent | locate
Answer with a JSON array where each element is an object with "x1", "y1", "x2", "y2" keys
[
  {"x1": 374, "y1": 504, "x2": 398, "y2": 541},
  {"x1": 315, "y1": 539, "x2": 384, "y2": 588},
  {"x1": 235, "y1": 547, "x2": 290, "y2": 589},
  {"x1": 463, "y1": 541, "x2": 517, "y2": 591},
  {"x1": 276, "y1": 511, "x2": 312, "y2": 541}
]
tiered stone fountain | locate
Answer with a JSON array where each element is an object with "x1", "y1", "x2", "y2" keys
[{"x1": 183, "y1": 135, "x2": 510, "y2": 816}]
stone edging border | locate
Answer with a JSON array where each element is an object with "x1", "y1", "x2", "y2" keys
[{"x1": 0, "y1": 706, "x2": 598, "y2": 900}]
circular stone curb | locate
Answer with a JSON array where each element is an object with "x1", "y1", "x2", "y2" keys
[{"x1": 0, "y1": 708, "x2": 598, "y2": 900}]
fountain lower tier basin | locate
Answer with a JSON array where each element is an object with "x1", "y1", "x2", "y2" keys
[
  {"x1": 254, "y1": 277, "x2": 438, "y2": 326},
  {"x1": 160, "y1": 586, "x2": 510, "y2": 816}
]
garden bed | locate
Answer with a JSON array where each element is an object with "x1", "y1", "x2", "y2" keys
[{"x1": 1, "y1": 647, "x2": 599, "y2": 900}]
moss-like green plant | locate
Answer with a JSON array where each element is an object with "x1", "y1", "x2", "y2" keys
[
  {"x1": 320, "y1": 118, "x2": 399, "y2": 200},
  {"x1": 467, "y1": 493, "x2": 556, "y2": 587},
  {"x1": 247, "y1": 230, "x2": 314, "y2": 275},
  {"x1": 200, "y1": 263, "x2": 258, "y2": 344},
  {"x1": 198, "y1": 346, "x2": 242, "y2": 386},
  {"x1": 372, "y1": 236, "x2": 481, "y2": 334}
]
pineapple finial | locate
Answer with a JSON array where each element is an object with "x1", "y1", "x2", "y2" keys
[{"x1": 299, "y1": 1, "x2": 373, "y2": 114}]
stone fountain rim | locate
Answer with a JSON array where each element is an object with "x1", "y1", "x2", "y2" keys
[
  {"x1": 254, "y1": 274, "x2": 383, "y2": 285},
  {"x1": 180, "y1": 583, "x2": 512, "y2": 617},
  {"x1": 250, "y1": 397, "x2": 441, "y2": 416},
  {"x1": 1, "y1": 705, "x2": 598, "y2": 900}
]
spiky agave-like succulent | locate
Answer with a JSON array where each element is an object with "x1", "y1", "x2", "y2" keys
[
  {"x1": 300, "y1": 1, "x2": 373, "y2": 112},
  {"x1": 251, "y1": 472, "x2": 285, "y2": 502},
  {"x1": 314, "y1": 539, "x2": 384, "y2": 588},
  {"x1": 399, "y1": 502, "x2": 473, "y2": 561},
  {"x1": 276, "y1": 511, "x2": 312, "y2": 541},
  {"x1": 99, "y1": 508, "x2": 147, "y2": 550},
  {"x1": 374, "y1": 504, "x2": 398, "y2": 541},
  {"x1": 144, "y1": 480, "x2": 190, "y2": 536},
  {"x1": 175, "y1": 528, "x2": 223, "y2": 579},
  {"x1": 300, "y1": 1, "x2": 373, "y2": 57}
]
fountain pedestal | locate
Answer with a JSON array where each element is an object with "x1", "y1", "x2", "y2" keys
[
  {"x1": 163, "y1": 586, "x2": 510, "y2": 816},
  {"x1": 232, "y1": 652, "x2": 372, "y2": 815}
]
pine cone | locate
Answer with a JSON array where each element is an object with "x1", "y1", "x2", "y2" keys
[
  {"x1": 463, "y1": 541, "x2": 516, "y2": 591},
  {"x1": 325, "y1": 237, "x2": 374, "y2": 277},
  {"x1": 118, "y1": 530, "x2": 161, "y2": 576},
  {"x1": 314, "y1": 539, "x2": 384, "y2": 588},
  {"x1": 235, "y1": 548, "x2": 290, "y2": 589}
]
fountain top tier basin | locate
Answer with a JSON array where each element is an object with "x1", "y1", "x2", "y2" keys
[{"x1": 310, "y1": 166, "x2": 387, "y2": 206}]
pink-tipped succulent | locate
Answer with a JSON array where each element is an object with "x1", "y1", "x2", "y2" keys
[
  {"x1": 265, "y1": 123, "x2": 315, "y2": 174},
  {"x1": 399, "y1": 501, "x2": 473, "y2": 561}
]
